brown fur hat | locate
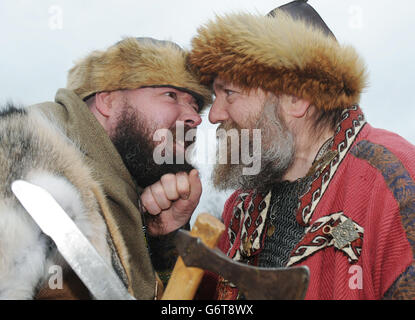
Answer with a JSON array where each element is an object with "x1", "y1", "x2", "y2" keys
[
  {"x1": 67, "y1": 37, "x2": 212, "y2": 110},
  {"x1": 189, "y1": 10, "x2": 368, "y2": 111}
]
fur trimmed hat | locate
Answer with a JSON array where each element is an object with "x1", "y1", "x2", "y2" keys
[
  {"x1": 67, "y1": 37, "x2": 212, "y2": 110},
  {"x1": 188, "y1": 0, "x2": 368, "y2": 111}
]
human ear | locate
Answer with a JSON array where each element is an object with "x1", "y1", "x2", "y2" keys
[
  {"x1": 286, "y1": 96, "x2": 311, "y2": 118},
  {"x1": 94, "y1": 92, "x2": 113, "y2": 118}
]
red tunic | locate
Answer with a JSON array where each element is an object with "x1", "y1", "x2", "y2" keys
[{"x1": 198, "y1": 106, "x2": 415, "y2": 300}]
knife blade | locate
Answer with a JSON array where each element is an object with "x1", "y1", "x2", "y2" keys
[{"x1": 11, "y1": 180, "x2": 135, "y2": 300}]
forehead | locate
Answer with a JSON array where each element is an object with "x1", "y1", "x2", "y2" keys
[
  {"x1": 213, "y1": 78, "x2": 268, "y2": 99},
  {"x1": 143, "y1": 86, "x2": 189, "y2": 95},
  {"x1": 213, "y1": 78, "x2": 236, "y2": 90},
  {"x1": 130, "y1": 86, "x2": 195, "y2": 100}
]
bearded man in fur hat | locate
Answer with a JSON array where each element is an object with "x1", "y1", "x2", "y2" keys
[
  {"x1": 0, "y1": 37, "x2": 211, "y2": 299},
  {"x1": 189, "y1": 0, "x2": 415, "y2": 299}
]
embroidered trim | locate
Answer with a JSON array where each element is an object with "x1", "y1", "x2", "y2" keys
[
  {"x1": 227, "y1": 192, "x2": 249, "y2": 258},
  {"x1": 219, "y1": 105, "x2": 369, "y2": 298},
  {"x1": 228, "y1": 192, "x2": 271, "y2": 262},
  {"x1": 296, "y1": 106, "x2": 367, "y2": 227},
  {"x1": 287, "y1": 212, "x2": 364, "y2": 267}
]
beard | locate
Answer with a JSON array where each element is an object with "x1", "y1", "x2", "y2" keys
[
  {"x1": 111, "y1": 105, "x2": 195, "y2": 188},
  {"x1": 212, "y1": 97, "x2": 295, "y2": 193}
]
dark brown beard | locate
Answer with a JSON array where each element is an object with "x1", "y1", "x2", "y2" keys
[{"x1": 111, "y1": 106, "x2": 195, "y2": 188}]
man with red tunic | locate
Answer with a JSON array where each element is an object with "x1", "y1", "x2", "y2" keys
[{"x1": 188, "y1": 0, "x2": 415, "y2": 299}]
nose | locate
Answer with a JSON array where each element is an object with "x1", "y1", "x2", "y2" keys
[
  {"x1": 178, "y1": 108, "x2": 202, "y2": 128},
  {"x1": 209, "y1": 99, "x2": 229, "y2": 124}
]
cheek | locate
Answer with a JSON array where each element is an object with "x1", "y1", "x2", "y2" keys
[
  {"x1": 228, "y1": 104, "x2": 262, "y2": 129},
  {"x1": 142, "y1": 105, "x2": 180, "y2": 130}
]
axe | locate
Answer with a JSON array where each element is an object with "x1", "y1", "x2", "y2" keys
[
  {"x1": 162, "y1": 213, "x2": 309, "y2": 300},
  {"x1": 13, "y1": 180, "x2": 309, "y2": 300}
]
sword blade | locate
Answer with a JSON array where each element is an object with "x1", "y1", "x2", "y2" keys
[{"x1": 11, "y1": 180, "x2": 134, "y2": 300}]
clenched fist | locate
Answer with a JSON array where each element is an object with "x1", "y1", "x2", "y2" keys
[{"x1": 140, "y1": 169, "x2": 202, "y2": 236}]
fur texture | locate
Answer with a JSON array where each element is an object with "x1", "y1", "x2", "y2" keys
[
  {"x1": 189, "y1": 11, "x2": 368, "y2": 111},
  {"x1": 0, "y1": 104, "x2": 112, "y2": 299},
  {"x1": 67, "y1": 37, "x2": 212, "y2": 110}
]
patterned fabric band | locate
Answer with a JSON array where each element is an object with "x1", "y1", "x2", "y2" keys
[{"x1": 216, "y1": 105, "x2": 367, "y2": 300}]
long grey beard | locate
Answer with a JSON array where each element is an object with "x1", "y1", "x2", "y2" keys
[{"x1": 212, "y1": 99, "x2": 295, "y2": 193}]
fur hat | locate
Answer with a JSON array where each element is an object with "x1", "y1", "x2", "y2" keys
[
  {"x1": 67, "y1": 37, "x2": 212, "y2": 110},
  {"x1": 189, "y1": 1, "x2": 368, "y2": 111}
]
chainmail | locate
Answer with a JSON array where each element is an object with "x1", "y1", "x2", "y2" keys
[
  {"x1": 258, "y1": 177, "x2": 311, "y2": 268},
  {"x1": 257, "y1": 137, "x2": 334, "y2": 268}
]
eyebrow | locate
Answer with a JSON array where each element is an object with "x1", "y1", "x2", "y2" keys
[
  {"x1": 213, "y1": 80, "x2": 226, "y2": 92},
  {"x1": 172, "y1": 88, "x2": 200, "y2": 112},
  {"x1": 158, "y1": 87, "x2": 200, "y2": 108}
]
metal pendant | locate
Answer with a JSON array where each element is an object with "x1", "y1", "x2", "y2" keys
[
  {"x1": 267, "y1": 224, "x2": 276, "y2": 237},
  {"x1": 330, "y1": 218, "x2": 360, "y2": 249},
  {"x1": 242, "y1": 235, "x2": 253, "y2": 257}
]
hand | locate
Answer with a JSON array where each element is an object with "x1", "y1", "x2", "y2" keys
[{"x1": 140, "y1": 169, "x2": 202, "y2": 236}]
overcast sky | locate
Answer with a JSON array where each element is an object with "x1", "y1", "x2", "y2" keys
[
  {"x1": 1, "y1": 0, "x2": 414, "y2": 142},
  {"x1": 1, "y1": 0, "x2": 414, "y2": 219}
]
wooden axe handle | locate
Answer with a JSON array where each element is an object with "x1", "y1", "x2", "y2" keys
[{"x1": 161, "y1": 213, "x2": 225, "y2": 300}]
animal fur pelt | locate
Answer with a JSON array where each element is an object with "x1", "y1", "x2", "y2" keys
[
  {"x1": 189, "y1": 11, "x2": 368, "y2": 111},
  {"x1": 0, "y1": 103, "x2": 112, "y2": 299}
]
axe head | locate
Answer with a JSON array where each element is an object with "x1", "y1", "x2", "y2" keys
[{"x1": 175, "y1": 230, "x2": 309, "y2": 300}]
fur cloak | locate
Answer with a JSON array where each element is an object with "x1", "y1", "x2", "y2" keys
[{"x1": 0, "y1": 104, "x2": 112, "y2": 299}]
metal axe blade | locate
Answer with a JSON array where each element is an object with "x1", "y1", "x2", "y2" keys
[{"x1": 175, "y1": 230, "x2": 309, "y2": 300}]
